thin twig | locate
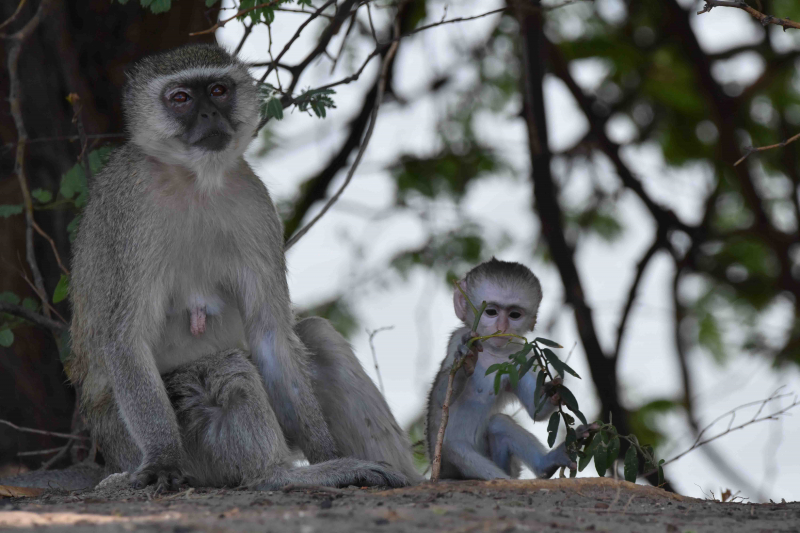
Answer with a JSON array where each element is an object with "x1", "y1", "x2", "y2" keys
[
  {"x1": 329, "y1": 8, "x2": 358, "y2": 75},
  {"x1": 189, "y1": 0, "x2": 283, "y2": 36},
  {"x1": 234, "y1": 20, "x2": 254, "y2": 56},
  {"x1": 614, "y1": 234, "x2": 664, "y2": 358},
  {"x1": 32, "y1": 221, "x2": 69, "y2": 275},
  {"x1": 0, "y1": 419, "x2": 90, "y2": 441},
  {"x1": 39, "y1": 440, "x2": 75, "y2": 470},
  {"x1": 0, "y1": 0, "x2": 28, "y2": 33},
  {"x1": 0, "y1": 302, "x2": 67, "y2": 332},
  {"x1": 644, "y1": 388, "x2": 799, "y2": 476},
  {"x1": 698, "y1": 1, "x2": 800, "y2": 31},
  {"x1": 734, "y1": 131, "x2": 800, "y2": 166},
  {"x1": 6, "y1": 0, "x2": 55, "y2": 318},
  {"x1": 429, "y1": 353, "x2": 467, "y2": 483},
  {"x1": 366, "y1": 325, "x2": 393, "y2": 395},
  {"x1": 284, "y1": 35, "x2": 399, "y2": 249},
  {"x1": 258, "y1": 0, "x2": 338, "y2": 85},
  {"x1": 365, "y1": 1, "x2": 379, "y2": 44}
]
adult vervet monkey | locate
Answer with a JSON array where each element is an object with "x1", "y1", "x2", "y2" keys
[
  {"x1": 66, "y1": 44, "x2": 412, "y2": 491},
  {"x1": 426, "y1": 258, "x2": 594, "y2": 480}
]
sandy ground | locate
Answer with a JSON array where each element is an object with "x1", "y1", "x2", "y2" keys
[{"x1": 0, "y1": 477, "x2": 798, "y2": 532}]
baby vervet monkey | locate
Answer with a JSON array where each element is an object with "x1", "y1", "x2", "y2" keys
[
  {"x1": 426, "y1": 258, "x2": 593, "y2": 480},
  {"x1": 66, "y1": 44, "x2": 411, "y2": 492}
]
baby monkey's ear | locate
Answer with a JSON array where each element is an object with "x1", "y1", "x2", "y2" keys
[{"x1": 453, "y1": 279, "x2": 469, "y2": 323}]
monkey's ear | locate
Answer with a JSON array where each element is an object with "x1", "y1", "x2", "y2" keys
[{"x1": 453, "y1": 280, "x2": 469, "y2": 323}]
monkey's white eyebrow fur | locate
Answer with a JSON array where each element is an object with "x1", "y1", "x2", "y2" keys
[{"x1": 148, "y1": 66, "x2": 243, "y2": 89}]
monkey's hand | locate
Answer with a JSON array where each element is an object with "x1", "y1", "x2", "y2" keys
[
  {"x1": 457, "y1": 331, "x2": 482, "y2": 377},
  {"x1": 537, "y1": 423, "x2": 599, "y2": 478},
  {"x1": 542, "y1": 376, "x2": 563, "y2": 406},
  {"x1": 130, "y1": 458, "x2": 186, "y2": 494}
]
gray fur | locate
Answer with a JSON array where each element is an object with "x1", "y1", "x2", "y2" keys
[
  {"x1": 426, "y1": 259, "x2": 581, "y2": 481},
  {"x1": 297, "y1": 317, "x2": 421, "y2": 482},
  {"x1": 64, "y1": 44, "x2": 408, "y2": 492}
]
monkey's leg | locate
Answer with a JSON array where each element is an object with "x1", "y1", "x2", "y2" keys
[
  {"x1": 164, "y1": 349, "x2": 408, "y2": 489},
  {"x1": 439, "y1": 438, "x2": 512, "y2": 481},
  {"x1": 296, "y1": 317, "x2": 421, "y2": 483},
  {"x1": 238, "y1": 270, "x2": 338, "y2": 464},
  {"x1": 486, "y1": 414, "x2": 570, "y2": 479}
]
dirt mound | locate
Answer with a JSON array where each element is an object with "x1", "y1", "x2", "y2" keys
[{"x1": 0, "y1": 477, "x2": 796, "y2": 532}]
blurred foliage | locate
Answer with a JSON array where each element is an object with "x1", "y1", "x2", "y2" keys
[{"x1": 297, "y1": 298, "x2": 359, "y2": 340}]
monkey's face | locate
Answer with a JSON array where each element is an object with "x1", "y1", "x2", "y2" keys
[
  {"x1": 457, "y1": 282, "x2": 540, "y2": 356},
  {"x1": 123, "y1": 46, "x2": 260, "y2": 189},
  {"x1": 162, "y1": 78, "x2": 237, "y2": 152}
]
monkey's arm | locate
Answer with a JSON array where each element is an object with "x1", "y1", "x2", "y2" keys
[{"x1": 103, "y1": 333, "x2": 185, "y2": 489}]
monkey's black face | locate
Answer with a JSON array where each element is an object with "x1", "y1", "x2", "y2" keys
[{"x1": 163, "y1": 78, "x2": 237, "y2": 152}]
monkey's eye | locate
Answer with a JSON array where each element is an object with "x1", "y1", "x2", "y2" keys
[
  {"x1": 210, "y1": 84, "x2": 227, "y2": 97},
  {"x1": 509, "y1": 311, "x2": 522, "y2": 320},
  {"x1": 485, "y1": 309, "x2": 498, "y2": 317},
  {"x1": 171, "y1": 91, "x2": 190, "y2": 103}
]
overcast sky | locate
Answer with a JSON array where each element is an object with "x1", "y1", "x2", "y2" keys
[{"x1": 218, "y1": 0, "x2": 800, "y2": 502}]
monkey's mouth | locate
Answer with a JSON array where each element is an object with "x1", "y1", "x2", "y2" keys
[{"x1": 193, "y1": 130, "x2": 232, "y2": 152}]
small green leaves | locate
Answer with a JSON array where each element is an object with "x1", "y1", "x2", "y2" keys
[
  {"x1": 0, "y1": 205, "x2": 23, "y2": 218},
  {"x1": 0, "y1": 292, "x2": 21, "y2": 305},
  {"x1": 594, "y1": 442, "x2": 608, "y2": 477},
  {"x1": 493, "y1": 370, "x2": 502, "y2": 395},
  {"x1": 22, "y1": 298, "x2": 38, "y2": 311},
  {"x1": 624, "y1": 446, "x2": 638, "y2": 483},
  {"x1": 557, "y1": 385, "x2": 588, "y2": 425},
  {"x1": 205, "y1": 0, "x2": 220, "y2": 6},
  {"x1": 508, "y1": 364, "x2": 519, "y2": 390},
  {"x1": 543, "y1": 348, "x2": 580, "y2": 379},
  {"x1": 485, "y1": 363, "x2": 502, "y2": 376},
  {"x1": 534, "y1": 337, "x2": 562, "y2": 348},
  {"x1": 264, "y1": 98, "x2": 284, "y2": 121},
  {"x1": 547, "y1": 411, "x2": 560, "y2": 448},
  {"x1": 295, "y1": 88, "x2": 337, "y2": 119},
  {"x1": 31, "y1": 189, "x2": 53, "y2": 203},
  {"x1": 0, "y1": 328, "x2": 13, "y2": 347},
  {"x1": 53, "y1": 274, "x2": 69, "y2": 304},
  {"x1": 578, "y1": 433, "x2": 599, "y2": 472}
]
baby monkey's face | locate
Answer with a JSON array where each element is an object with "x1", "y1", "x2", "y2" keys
[{"x1": 468, "y1": 283, "x2": 538, "y2": 354}]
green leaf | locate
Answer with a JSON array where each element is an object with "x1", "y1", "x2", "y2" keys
[
  {"x1": 561, "y1": 411, "x2": 574, "y2": 426},
  {"x1": 87, "y1": 146, "x2": 113, "y2": 175},
  {"x1": 22, "y1": 298, "x2": 38, "y2": 311},
  {"x1": 533, "y1": 370, "x2": 546, "y2": 407},
  {"x1": 547, "y1": 412, "x2": 560, "y2": 448},
  {"x1": 31, "y1": 189, "x2": 53, "y2": 203},
  {"x1": 265, "y1": 98, "x2": 284, "y2": 120},
  {"x1": 594, "y1": 443, "x2": 608, "y2": 477},
  {"x1": 493, "y1": 370, "x2": 502, "y2": 395},
  {"x1": 0, "y1": 292, "x2": 21, "y2": 305},
  {"x1": 535, "y1": 337, "x2": 563, "y2": 348},
  {"x1": 624, "y1": 446, "x2": 638, "y2": 483},
  {"x1": 0, "y1": 328, "x2": 13, "y2": 347},
  {"x1": 205, "y1": 0, "x2": 220, "y2": 6},
  {"x1": 53, "y1": 274, "x2": 69, "y2": 304},
  {"x1": 485, "y1": 363, "x2": 502, "y2": 376},
  {"x1": 565, "y1": 427, "x2": 577, "y2": 447},
  {"x1": 147, "y1": 0, "x2": 171, "y2": 13},
  {"x1": 543, "y1": 348, "x2": 580, "y2": 379},
  {"x1": 556, "y1": 386, "x2": 588, "y2": 425},
  {"x1": 578, "y1": 434, "x2": 599, "y2": 472},
  {"x1": 657, "y1": 459, "x2": 665, "y2": 486},
  {"x1": 508, "y1": 365, "x2": 519, "y2": 390},
  {"x1": 0, "y1": 204, "x2": 23, "y2": 218},
  {"x1": 607, "y1": 436, "x2": 621, "y2": 466},
  {"x1": 60, "y1": 163, "x2": 86, "y2": 200}
]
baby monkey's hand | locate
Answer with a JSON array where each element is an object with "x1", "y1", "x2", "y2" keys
[{"x1": 457, "y1": 331, "x2": 482, "y2": 376}]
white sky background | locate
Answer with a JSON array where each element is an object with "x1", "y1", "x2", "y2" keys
[{"x1": 217, "y1": 0, "x2": 800, "y2": 502}]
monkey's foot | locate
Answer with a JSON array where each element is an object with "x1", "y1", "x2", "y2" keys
[{"x1": 130, "y1": 464, "x2": 186, "y2": 494}]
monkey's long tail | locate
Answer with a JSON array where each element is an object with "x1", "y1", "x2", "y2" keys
[
  {"x1": 0, "y1": 461, "x2": 104, "y2": 491},
  {"x1": 252, "y1": 457, "x2": 409, "y2": 491}
]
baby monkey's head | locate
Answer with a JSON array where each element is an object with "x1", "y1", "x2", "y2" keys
[{"x1": 454, "y1": 258, "x2": 543, "y2": 353}]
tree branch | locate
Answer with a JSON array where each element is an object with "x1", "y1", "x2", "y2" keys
[
  {"x1": 697, "y1": 1, "x2": 800, "y2": 31},
  {"x1": 0, "y1": 302, "x2": 67, "y2": 332},
  {"x1": 189, "y1": 0, "x2": 283, "y2": 36},
  {"x1": 5, "y1": 0, "x2": 56, "y2": 318},
  {"x1": 734, "y1": 131, "x2": 800, "y2": 166},
  {"x1": 613, "y1": 233, "x2": 665, "y2": 359},
  {"x1": 284, "y1": 32, "x2": 400, "y2": 249}
]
